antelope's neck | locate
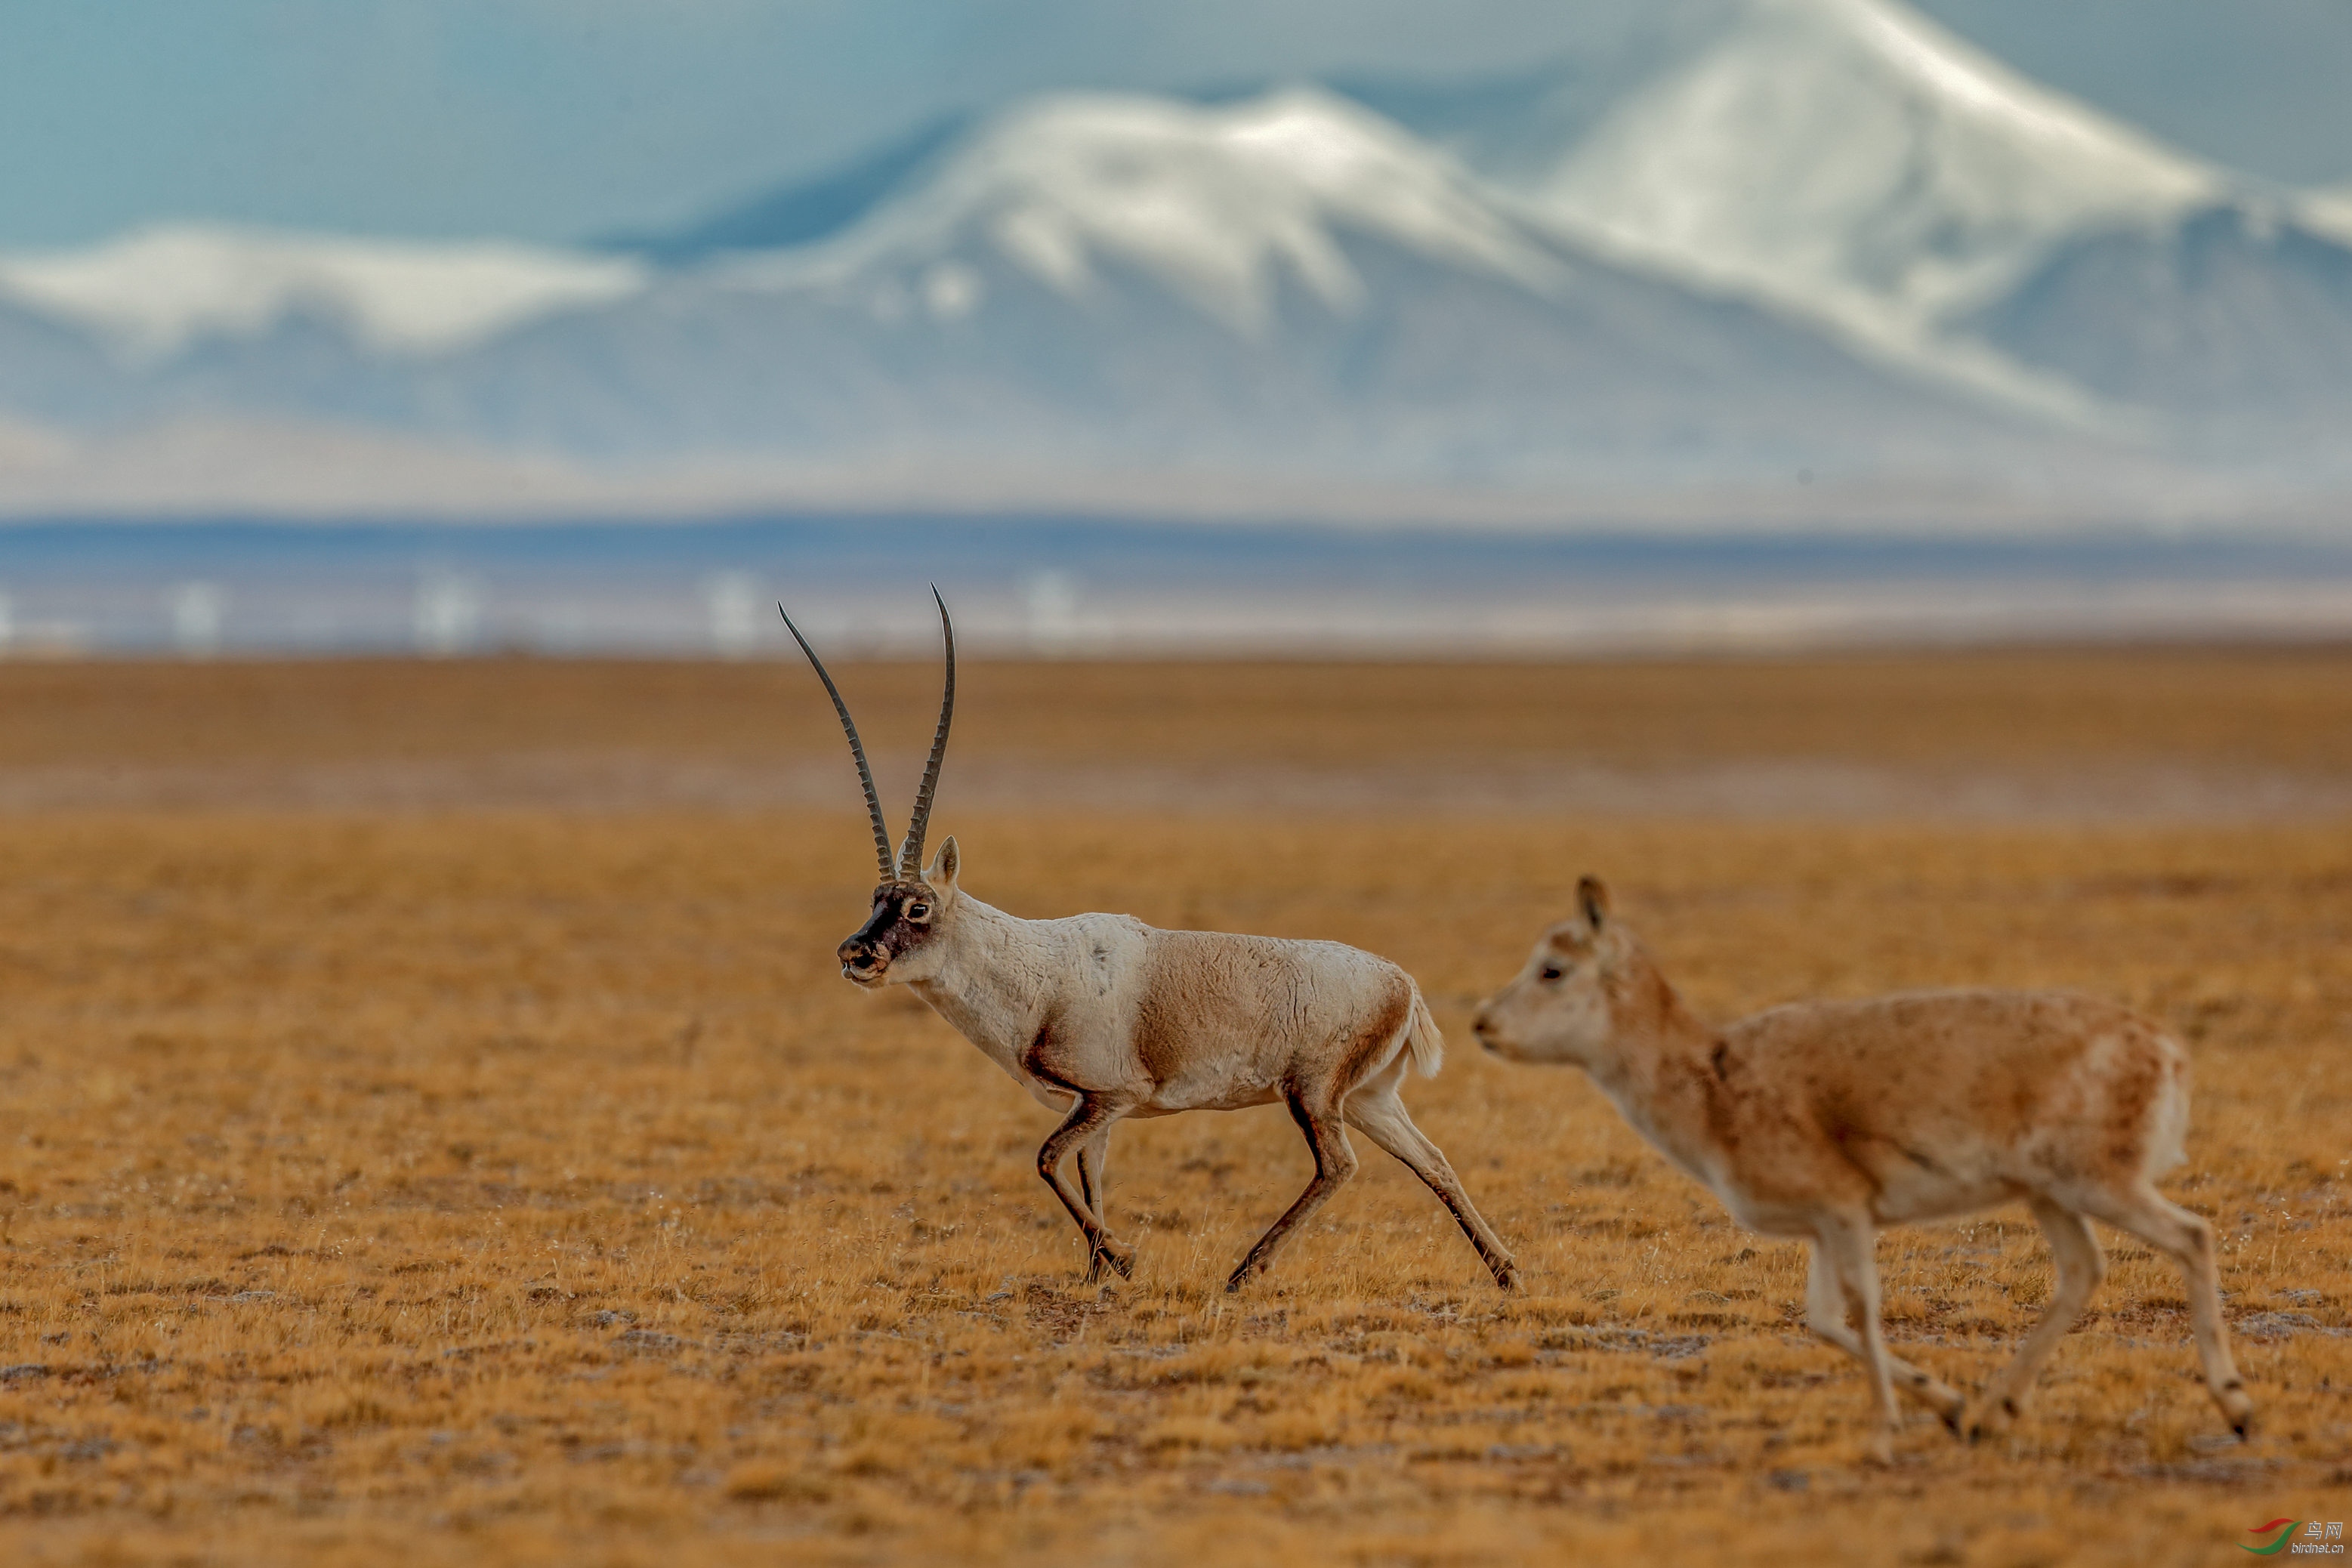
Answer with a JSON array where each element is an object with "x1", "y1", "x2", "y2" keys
[
  {"x1": 906, "y1": 895, "x2": 1060, "y2": 1066},
  {"x1": 1586, "y1": 958, "x2": 1730, "y2": 1184}
]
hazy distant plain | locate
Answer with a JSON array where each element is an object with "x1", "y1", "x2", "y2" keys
[{"x1": 8, "y1": 519, "x2": 2352, "y2": 658}]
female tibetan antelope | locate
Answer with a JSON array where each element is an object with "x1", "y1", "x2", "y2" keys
[
  {"x1": 779, "y1": 592, "x2": 1517, "y2": 1293},
  {"x1": 1474, "y1": 878, "x2": 2252, "y2": 1460}
]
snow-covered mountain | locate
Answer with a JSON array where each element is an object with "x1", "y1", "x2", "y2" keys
[
  {"x1": 1430, "y1": 0, "x2": 2352, "y2": 445},
  {"x1": 1501, "y1": 0, "x2": 2221, "y2": 340},
  {"x1": 717, "y1": 89, "x2": 1572, "y2": 337},
  {"x1": 2307, "y1": 187, "x2": 2352, "y2": 248},
  {"x1": 603, "y1": 116, "x2": 971, "y2": 264},
  {"x1": 0, "y1": 226, "x2": 647, "y2": 362},
  {"x1": 402, "y1": 85, "x2": 2128, "y2": 508},
  {"x1": 22, "y1": 84, "x2": 2188, "y2": 521},
  {"x1": 0, "y1": 3, "x2": 2344, "y2": 523},
  {"x1": 1957, "y1": 202, "x2": 2352, "y2": 455}
]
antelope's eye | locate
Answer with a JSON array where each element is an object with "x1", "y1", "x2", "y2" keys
[
  {"x1": 1539, "y1": 962, "x2": 1566, "y2": 982},
  {"x1": 905, "y1": 902, "x2": 931, "y2": 921}
]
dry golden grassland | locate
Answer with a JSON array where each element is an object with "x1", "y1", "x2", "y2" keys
[{"x1": 0, "y1": 652, "x2": 2347, "y2": 1566}]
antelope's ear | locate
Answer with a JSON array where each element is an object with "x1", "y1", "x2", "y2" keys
[
  {"x1": 1576, "y1": 875, "x2": 1610, "y2": 931},
  {"x1": 924, "y1": 835, "x2": 961, "y2": 904}
]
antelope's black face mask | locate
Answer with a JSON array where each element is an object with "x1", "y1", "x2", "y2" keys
[{"x1": 837, "y1": 880, "x2": 940, "y2": 984}]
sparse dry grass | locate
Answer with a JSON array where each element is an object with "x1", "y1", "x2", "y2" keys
[{"x1": 0, "y1": 655, "x2": 2347, "y2": 1566}]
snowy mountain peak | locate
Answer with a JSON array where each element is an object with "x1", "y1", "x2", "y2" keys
[
  {"x1": 2303, "y1": 184, "x2": 2352, "y2": 248},
  {"x1": 724, "y1": 88, "x2": 1566, "y2": 335},
  {"x1": 1515, "y1": 0, "x2": 2221, "y2": 340},
  {"x1": 0, "y1": 225, "x2": 649, "y2": 360}
]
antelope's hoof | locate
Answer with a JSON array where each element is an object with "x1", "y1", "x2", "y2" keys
[
  {"x1": 1094, "y1": 1241, "x2": 1135, "y2": 1281},
  {"x1": 1965, "y1": 1397, "x2": 2018, "y2": 1445},
  {"x1": 2220, "y1": 1384, "x2": 2255, "y2": 1439},
  {"x1": 1863, "y1": 1429, "x2": 1896, "y2": 1467},
  {"x1": 1492, "y1": 1262, "x2": 1523, "y2": 1292},
  {"x1": 1919, "y1": 1381, "x2": 1968, "y2": 1437}
]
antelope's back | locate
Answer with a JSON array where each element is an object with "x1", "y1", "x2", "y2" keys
[{"x1": 1728, "y1": 988, "x2": 2189, "y2": 1189}]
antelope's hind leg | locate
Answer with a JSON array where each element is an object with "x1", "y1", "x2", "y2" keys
[
  {"x1": 2079, "y1": 1183, "x2": 2255, "y2": 1437},
  {"x1": 1342, "y1": 1071, "x2": 1520, "y2": 1290},
  {"x1": 1968, "y1": 1196, "x2": 2105, "y2": 1442},
  {"x1": 1802, "y1": 1246, "x2": 1967, "y2": 1434},
  {"x1": 1036, "y1": 1094, "x2": 1137, "y2": 1283},
  {"x1": 1226, "y1": 1090, "x2": 1359, "y2": 1292},
  {"x1": 1078, "y1": 1127, "x2": 1112, "y2": 1228}
]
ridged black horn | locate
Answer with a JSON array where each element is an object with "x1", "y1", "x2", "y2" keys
[
  {"x1": 897, "y1": 587, "x2": 955, "y2": 880},
  {"x1": 779, "y1": 603, "x2": 897, "y2": 882}
]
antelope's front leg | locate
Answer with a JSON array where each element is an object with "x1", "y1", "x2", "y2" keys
[
  {"x1": 1036, "y1": 1094, "x2": 1137, "y2": 1282},
  {"x1": 1813, "y1": 1217, "x2": 1900, "y2": 1464}
]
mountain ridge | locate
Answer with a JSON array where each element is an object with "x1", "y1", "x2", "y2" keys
[{"x1": 0, "y1": 0, "x2": 2344, "y2": 524}]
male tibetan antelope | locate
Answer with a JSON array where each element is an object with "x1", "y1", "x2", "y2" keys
[
  {"x1": 1474, "y1": 878, "x2": 2252, "y2": 1460},
  {"x1": 779, "y1": 594, "x2": 1517, "y2": 1293}
]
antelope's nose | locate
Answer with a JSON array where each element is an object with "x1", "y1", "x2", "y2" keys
[
  {"x1": 1471, "y1": 1008, "x2": 1498, "y2": 1050},
  {"x1": 838, "y1": 938, "x2": 885, "y2": 980}
]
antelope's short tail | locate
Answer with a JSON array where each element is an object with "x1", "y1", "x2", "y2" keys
[{"x1": 1404, "y1": 987, "x2": 1443, "y2": 1078}]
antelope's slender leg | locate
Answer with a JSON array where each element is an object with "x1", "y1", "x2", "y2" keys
[
  {"x1": 2078, "y1": 1184, "x2": 2255, "y2": 1435},
  {"x1": 1801, "y1": 1246, "x2": 1966, "y2": 1431},
  {"x1": 1036, "y1": 1094, "x2": 1137, "y2": 1282},
  {"x1": 1078, "y1": 1128, "x2": 1112, "y2": 1227},
  {"x1": 1342, "y1": 1076, "x2": 1519, "y2": 1290},
  {"x1": 1968, "y1": 1196, "x2": 2105, "y2": 1440},
  {"x1": 1227, "y1": 1092, "x2": 1359, "y2": 1292},
  {"x1": 1813, "y1": 1217, "x2": 1900, "y2": 1462}
]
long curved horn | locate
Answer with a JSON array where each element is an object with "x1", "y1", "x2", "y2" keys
[
  {"x1": 897, "y1": 586, "x2": 955, "y2": 880},
  {"x1": 779, "y1": 603, "x2": 896, "y2": 882}
]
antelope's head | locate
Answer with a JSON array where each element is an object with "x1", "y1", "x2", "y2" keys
[
  {"x1": 1472, "y1": 876, "x2": 1625, "y2": 1067},
  {"x1": 782, "y1": 589, "x2": 963, "y2": 988},
  {"x1": 838, "y1": 837, "x2": 963, "y2": 986}
]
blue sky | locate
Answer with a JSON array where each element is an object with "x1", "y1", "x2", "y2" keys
[{"x1": 2, "y1": 0, "x2": 2347, "y2": 248}]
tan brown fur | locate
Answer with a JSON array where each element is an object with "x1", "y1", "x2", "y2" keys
[{"x1": 1474, "y1": 877, "x2": 2252, "y2": 1459}]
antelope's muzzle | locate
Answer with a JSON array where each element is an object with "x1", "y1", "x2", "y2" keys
[
  {"x1": 839, "y1": 900, "x2": 901, "y2": 985},
  {"x1": 838, "y1": 935, "x2": 887, "y2": 984}
]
